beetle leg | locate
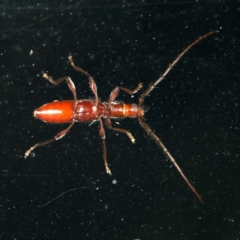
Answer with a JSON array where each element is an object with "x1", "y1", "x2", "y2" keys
[
  {"x1": 89, "y1": 77, "x2": 99, "y2": 105},
  {"x1": 109, "y1": 87, "x2": 119, "y2": 104},
  {"x1": 99, "y1": 118, "x2": 111, "y2": 175},
  {"x1": 68, "y1": 54, "x2": 98, "y2": 105},
  {"x1": 42, "y1": 72, "x2": 77, "y2": 100},
  {"x1": 24, "y1": 122, "x2": 74, "y2": 158},
  {"x1": 68, "y1": 53, "x2": 93, "y2": 78},
  {"x1": 105, "y1": 118, "x2": 135, "y2": 143},
  {"x1": 119, "y1": 83, "x2": 143, "y2": 95}
]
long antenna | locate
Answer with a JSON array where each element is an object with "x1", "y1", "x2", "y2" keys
[
  {"x1": 139, "y1": 117, "x2": 203, "y2": 203},
  {"x1": 138, "y1": 30, "x2": 219, "y2": 203},
  {"x1": 139, "y1": 30, "x2": 218, "y2": 106}
]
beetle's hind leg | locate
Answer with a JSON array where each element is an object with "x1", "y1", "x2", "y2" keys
[
  {"x1": 24, "y1": 122, "x2": 74, "y2": 158},
  {"x1": 41, "y1": 72, "x2": 77, "y2": 101}
]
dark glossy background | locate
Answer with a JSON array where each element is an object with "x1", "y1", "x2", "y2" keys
[{"x1": 1, "y1": 1, "x2": 240, "y2": 239}]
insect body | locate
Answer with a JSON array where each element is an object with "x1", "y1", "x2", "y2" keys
[
  {"x1": 25, "y1": 31, "x2": 218, "y2": 203},
  {"x1": 34, "y1": 100, "x2": 144, "y2": 124}
]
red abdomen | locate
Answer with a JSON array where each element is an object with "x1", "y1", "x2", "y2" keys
[{"x1": 34, "y1": 101, "x2": 75, "y2": 123}]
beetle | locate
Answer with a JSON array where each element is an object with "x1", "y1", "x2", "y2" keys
[{"x1": 25, "y1": 30, "x2": 218, "y2": 203}]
